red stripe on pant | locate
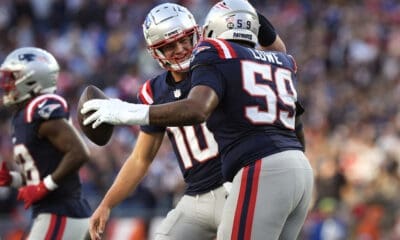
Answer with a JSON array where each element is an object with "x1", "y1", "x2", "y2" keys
[
  {"x1": 232, "y1": 160, "x2": 261, "y2": 240},
  {"x1": 244, "y1": 160, "x2": 261, "y2": 240},
  {"x1": 55, "y1": 216, "x2": 67, "y2": 240},
  {"x1": 44, "y1": 214, "x2": 67, "y2": 240},
  {"x1": 232, "y1": 167, "x2": 249, "y2": 240},
  {"x1": 45, "y1": 214, "x2": 57, "y2": 240}
]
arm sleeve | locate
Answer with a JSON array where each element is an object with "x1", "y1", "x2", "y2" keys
[
  {"x1": 191, "y1": 64, "x2": 225, "y2": 101},
  {"x1": 257, "y1": 12, "x2": 277, "y2": 46}
]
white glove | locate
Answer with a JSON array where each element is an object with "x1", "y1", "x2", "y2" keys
[{"x1": 81, "y1": 98, "x2": 150, "y2": 129}]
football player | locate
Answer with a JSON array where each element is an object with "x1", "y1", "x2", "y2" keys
[
  {"x1": 87, "y1": 2, "x2": 286, "y2": 240},
  {"x1": 0, "y1": 47, "x2": 91, "y2": 239},
  {"x1": 83, "y1": 0, "x2": 313, "y2": 238}
]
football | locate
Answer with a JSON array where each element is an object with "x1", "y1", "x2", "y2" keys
[{"x1": 77, "y1": 85, "x2": 114, "y2": 146}]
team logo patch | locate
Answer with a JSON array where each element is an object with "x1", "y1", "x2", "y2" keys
[
  {"x1": 226, "y1": 16, "x2": 235, "y2": 29},
  {"x1": 38, "y1": 103, "x2": 61, "y2": 119},
  {"x1": 193, "y1": 46, "x2": 210, "y2": 56},
  {"x1": 173, "y1": 89, "x2": 181, "y2": 98}
]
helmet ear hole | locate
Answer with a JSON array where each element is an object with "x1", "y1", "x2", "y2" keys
[{"x1": 207, "y1": 30, "x2": 213, "y2": 38}]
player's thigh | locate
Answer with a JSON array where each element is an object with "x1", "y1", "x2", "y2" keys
[
  {"x1": 28, "y1": 213, "x2": 89, "y2": 240},
  {"x1": 280, "y1": 167, "x2": 314, "y2": 240},
  {"x1": 218, "y1": 162, "x2": 295, "y2": 240},
  {"x1": 218, "y1": 151, "x2": 313, "y2": 240},
  {"x1": 217, "y1": 181, "x2": 239, "y2": 240},
  {"x1": 61, "y1": 217, "x2": 90, "y2": 240},
  {"x1": 155, "y1": 195, "x2": 217, "y2": 240}
]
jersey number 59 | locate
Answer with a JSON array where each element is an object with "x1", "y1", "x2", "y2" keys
[{"x1": 242, "y1": 61, "x2": 297, "y2": 129}]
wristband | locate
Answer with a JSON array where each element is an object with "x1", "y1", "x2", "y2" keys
[
  {"x1": 43, "y1": 175, "x2": 58, "y2": 191},
  {"x1": 125, "y1": 103, "x2": 150, "y2": 125}
]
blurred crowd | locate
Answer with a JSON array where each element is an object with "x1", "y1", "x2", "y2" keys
[{"x1": 0, "y1": 0, "x2": 400, "y2": 239}]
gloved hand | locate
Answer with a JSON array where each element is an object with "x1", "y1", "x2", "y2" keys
[
  {"x1": 81, "y1": 98, "x2": 150, "y2": 129},
  {"x1": 18, "y1": 182, "x2": 49, "y2": 209},
  {"x1": 0, "y1": 162, "x2": 23, "y2": 187},
  {"x1": 257, "y1": 12, "x2": 277, "y2": 47},
  {"x1": 17, "y1": 175, "x2": 58, "y2": 209},
  {"x1": 0, "y1": 162, "x2": 11, "y2": 186}
]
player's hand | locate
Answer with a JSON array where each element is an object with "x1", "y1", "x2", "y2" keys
[
  {"x1": 81, "y1": 98, "x2": 150, "y2": 129},
  {"x1": 17, "y1": 181, "x2": 49, "y2": 209},
  {"x1": 89, "y1": 205, "x2": 111, "y2": 240},
  {"x1": 0, "y1": 162, "x2": 11, "y2": 186}
]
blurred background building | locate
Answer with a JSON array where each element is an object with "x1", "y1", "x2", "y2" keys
[{"x1": 0, "y1": 0, "x2": 400, "y2": 239}]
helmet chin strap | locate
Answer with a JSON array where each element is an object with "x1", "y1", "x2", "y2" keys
[{"x1": 164, "y1": 59, "x2": 190, "y2": 72}]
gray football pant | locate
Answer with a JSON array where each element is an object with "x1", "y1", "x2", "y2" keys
[
  {"x1": 155, "y1": 184, "x2": 229, "y2": 240},
  {"x1": 27, "y1": 213, "x2": 89, "y2": 240},
  {"x1": 217, "y1": 150, "x2": 314, "y2": 240}
]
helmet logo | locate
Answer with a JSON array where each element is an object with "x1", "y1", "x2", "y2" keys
[
  {"x1": 18, "y1": 53, "x2": 36, "y2": 62},
  {"x1": 18, "y1": 53, "x2": 50, "y2": 64},
  {"x1": 216, "y1": 2, "x2": 230, "y2": 10}
]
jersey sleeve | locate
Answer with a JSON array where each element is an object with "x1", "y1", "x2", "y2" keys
[
  {"x1": 190, "y1": 40, "x2": 227, "y2": 100},
  {"x1": 190, "y1": 39, "x2": 235, "y2": 68},
  {"x1": 137, "y1": 79, "x2": 166, "y2": 133},
  {"x1": 26, "y1": 94, "x2": 69, "y2": 123}
]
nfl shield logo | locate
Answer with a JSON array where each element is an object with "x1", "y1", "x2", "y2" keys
[{"x1": 173, "y1": 89, "x2": 181, "y2": 98}]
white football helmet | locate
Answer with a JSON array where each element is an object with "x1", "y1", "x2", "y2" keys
[
  {"x1": 203, "y1": 0, "x2": 260, "y2": 46},
  {"x1": 0, "y1": 47, "x2": 59, "y2": 106},
  {"x1": 143, "y1": 3, "x2": 199, "y2": 72}
]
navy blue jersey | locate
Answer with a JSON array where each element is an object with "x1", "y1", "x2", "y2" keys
[
  {"x1": 11, "y1": 93, "x2": 91, "y2": 218},
  {"x1": 190, "y1": 39, "x2": 304, "y2": 181},
  {"x1": 138, "y1": 72, "x2": 224, "y2": 195}
]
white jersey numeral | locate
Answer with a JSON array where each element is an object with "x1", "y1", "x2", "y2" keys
[
  {"x1": 14, "y1": 144, "x2": 41, "y2": 185},
  {"x1": 168, "y1": 123, "x2": 218, "y2": 169},
  {"x1": 242, "y1": 61, "x2": 297, "y2": 129}
]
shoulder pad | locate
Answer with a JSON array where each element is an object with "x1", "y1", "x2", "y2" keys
[
  {"x1": 190, "y1": 39, "x2": 238, "y2": 69},
  {"x1": 25, "y1": 94, "x2": 69, "y2": 123}
]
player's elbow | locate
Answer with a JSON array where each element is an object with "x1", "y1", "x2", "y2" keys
[
  {"x1": 72, "y1": 146, "x2": 91, "y2": 166},
  {"x1": 190, "y1": 111, "x2": 209, "y2": 124},
  {"x1": 190, "y1": 102, "x2": 212, "y2": 123}
]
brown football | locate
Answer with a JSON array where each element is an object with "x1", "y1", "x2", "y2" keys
[{"x1": 77, "y1": 85, "x2": 114, "y2": 146}]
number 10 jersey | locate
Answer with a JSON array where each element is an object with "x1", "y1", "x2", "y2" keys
[{"x1": 138, "y1": 72, "x2": 224, "y2": 195}]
